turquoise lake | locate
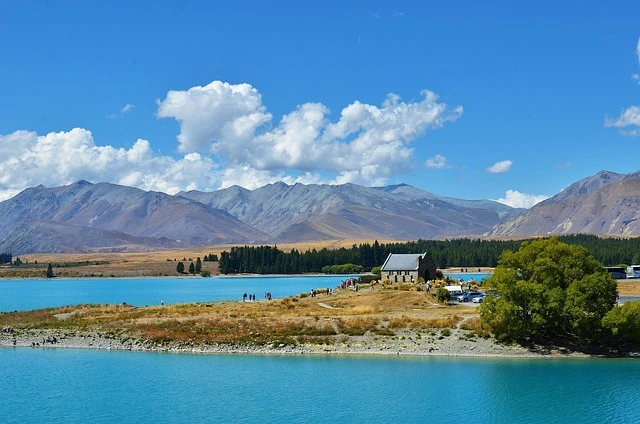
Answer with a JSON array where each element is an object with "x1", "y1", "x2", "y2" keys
[
  {"x1": 2, "y1": 274, "x2": 639, "y2": 423},
  {"x1": 0, "y1": 275, "x2": 351, "y2": 312},
  {"x1": 1, "y1": 348, "x2": 639, "y2": 424}
]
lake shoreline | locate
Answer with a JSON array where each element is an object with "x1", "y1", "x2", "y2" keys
[{"x1": 2, "y1": 327, "x2": 623, "y2": 360}]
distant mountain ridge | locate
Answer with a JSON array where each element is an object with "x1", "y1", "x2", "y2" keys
[
  {"x1": 9, "y1": 170, "x2": 640, "y2": 255},
  {"x1": 0, "y1": 180, "x2": 517, "y2": 254},
  {"x1": 178, "y1": 182, "x2": 517, "y2": 242},
  {"x1": 486, "y1": 170, "x2": 640, "y2": 237},
  {"x1": 0, "y1": 181, "x2": 269, "y2": 253}
]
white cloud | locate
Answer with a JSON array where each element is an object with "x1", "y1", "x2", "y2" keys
[
  {"x1": 157, "y1": 81, "x2": 462, "y2": 184},
  {"x1": 605, "y1": 106, "x2": 640, "y2": 129},
  {"x1": 486, "y1": 160, "x2": 512, "y2": 173},
  {"x1": 425, "y1": 154, "x2": 450, "y2": 169},
  {"x1": 0, "y1": 128, "x2": 221, "y2": 201},
  {"x1": 606, "y1": 38, "x2": 640, "y2": 135},
  {"x1": 107, "y1": 103, "x2": 135, "y2": 119},
  {"x1": 0, "y1": 81, "x2": 462, "y2": 201},
  {"x1": 495, "y1": 190, "x2": 548, "y2": 208},
  {"x1": 156, "y1": 81, "x2": 271, "y2": 154}
]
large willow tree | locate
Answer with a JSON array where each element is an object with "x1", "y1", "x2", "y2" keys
[{"x1": 480, "y1": 237, "x2": 618, "y2": 343}]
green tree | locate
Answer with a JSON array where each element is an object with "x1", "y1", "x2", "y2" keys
[
  {"x1": 602, "y1": 302, "x2": 640, "y2": 344},
  {"x1": 188, "y1": 262, "x2": 195, "y2": 275},
  {"x1": 195, "y1": 257, "x2": 202, "y2": 273},
  {"x1": 46, "y1": 263, "x2": 54, "y2": 278},
  {"x1": 176, "y1": 261, "x2": 185, "y2": 274},
  {"x1": 479, "y1": 237, "x2": 617, "y2": 343}
]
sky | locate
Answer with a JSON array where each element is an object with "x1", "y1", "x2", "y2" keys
[{"x1": 1, "y1": 1, "x2": 640, "y2": 208}]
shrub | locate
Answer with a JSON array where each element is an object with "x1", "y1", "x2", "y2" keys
[
  {"x1": 602, "y1": 302, "x2": 640, "y2": 344},
  {"x1": 436, "y1": 288, "x2": 451, "y2": 303},
  {"x1": 200, "y1": 270, "x2": 211, "y2": 277}
]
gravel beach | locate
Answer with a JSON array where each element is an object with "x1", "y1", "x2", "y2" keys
[{"x1": 0, "y1": 326, "x2": 585, "y2": 358}]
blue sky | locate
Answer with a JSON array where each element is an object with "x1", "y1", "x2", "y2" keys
[{"x1": 1, "y1": 1, "x2": 639, "y2": 207}]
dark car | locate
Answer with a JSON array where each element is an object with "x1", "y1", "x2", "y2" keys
[{"x1": 457, "y1": 291, "x2": 484, "y2": 302}]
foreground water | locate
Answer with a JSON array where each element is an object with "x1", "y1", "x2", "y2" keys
[
  {"x1": 1, "y1": 348, "x2": 639, "y2": 424},
  {"x1": 0, "y1": 275, "x2": 351, "y2": 312}
]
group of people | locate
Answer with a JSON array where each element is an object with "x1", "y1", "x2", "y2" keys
[
  {"x1": 340, "y1": 278, "x2": 359, "y2": 290},
  {"x1": 242, "y1": 293, "x2": 257, "y2": 301},
  {"x1": 310, "y1": 288, "x2": 332, "y2": 297},
  {"x1": 30, "y1": 335, "x2": 58, "y2": 347},
  {"x1": 242, "y1": 292, "x2": 272, "y2": 301}
]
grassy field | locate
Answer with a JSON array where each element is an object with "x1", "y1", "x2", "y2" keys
[{"x1": 0, "y1": 286, "x2": 482, "y2": 347}]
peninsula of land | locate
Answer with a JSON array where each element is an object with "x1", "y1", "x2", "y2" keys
[{"x1": 2, "y1": 285, "x2": 639, "y2": 358}]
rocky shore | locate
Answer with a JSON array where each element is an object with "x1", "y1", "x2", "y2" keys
[{"x1": 0, "y1": 326, "x2": 585, "y2": 358}]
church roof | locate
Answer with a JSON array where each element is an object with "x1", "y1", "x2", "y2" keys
[{"x1": 380, "y1": 253, "x2": 426, "y2": 271}]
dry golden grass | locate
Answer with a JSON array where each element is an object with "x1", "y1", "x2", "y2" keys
[
  {"x1": 0, "y1": 287, "x2": 468, "y2": 345},
  {"x1": 617, "y1": 281, "x2": 640, "y2": 296}
]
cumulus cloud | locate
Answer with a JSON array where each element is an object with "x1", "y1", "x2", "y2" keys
[
  {"x1": 495, "y1": 190, "x2": 548, "y2": 209},
  {"x1": 486, "y1": 160, "x2": 512, "y2": 173},
  {"x1": 156, "y1": 81, "x2": 271, "y2": 154},
  {"x1": 0, "y1": 128, "x2": 220, "y2": 201},
  {"x1": 1, "y1": 81, "x2": 462, "y2": 200},
  {"x1": 425, "y1": 154, "x2": 450, "y2": 169},
  {"x1": 157, "y1": 81, "x2": 462, "y2": 184}
]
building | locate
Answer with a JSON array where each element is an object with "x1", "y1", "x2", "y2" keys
[{"x1": 380, "y1": 253, "x2": 436, "y2": 283}]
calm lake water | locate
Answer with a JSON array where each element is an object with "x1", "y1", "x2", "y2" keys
[
  {"x1": 3, "y1": 274, "x2": 638, "y2": 423},
  {"x1": 0, "y1": 275, "x2": 351, "y2": 312},
  {"x1": 443, "y1": 272, "x2": 491, "y2": 282},
  {"x1": 1, "y1": 348, "x2": 639, "y2": 424}
]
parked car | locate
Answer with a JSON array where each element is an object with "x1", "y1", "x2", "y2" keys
[
  {"x1": 457, "y1": 291, "x2": 484, "y2": 302},
  {"x1": 472, "y1": 294, "x2": 486, "y2": 303},
  {"x1": 473, "y1": 290, "x2": 499, "y2": 303}
]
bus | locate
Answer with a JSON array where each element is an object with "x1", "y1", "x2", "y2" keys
[
  {"x1": 605, "y1": 266, "x2": 627, "y2": 279},
  {"x1": 626, "y1": 265, "x2": 640, "y2": 279}
]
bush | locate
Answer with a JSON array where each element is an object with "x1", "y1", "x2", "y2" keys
[
  {"x1": 200, "y1": 270, "x2": 211, "y2": 277},
  {"x1": 360, "y1": 274, "x2": 377, "y2": 284},
  {"x1": 371, "y1": 266, "x2": 382, "y2": 275},
  {"x1": 436, "y1": 288, "x2": 451, "y2": 303},
  {"x1": 322, "y1": 263, "x2": 364, "y2": 274},
  {"x1": 602, "y1": 302, "x2": 640, "y2": 344},
  {"x1": 435, "y1": 270, "x2": 444, "y2": 279}
]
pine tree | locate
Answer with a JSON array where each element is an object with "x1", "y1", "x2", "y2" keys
[
  {"x1": 46, "y1": 263, "x2": 54, "y2": 278},
  {"x1": 188, "y1": 262, "x2": 195, "y2": 274},
  {"x1": 176, "y1": 261, "x2": 185, "y2": 274},
  {"x1": 195, "y1": 257, "x2": 202, "y2": 273}
]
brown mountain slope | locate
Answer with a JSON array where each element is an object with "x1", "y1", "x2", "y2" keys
[{"x1": 487, "y1": 172, "x2": 640, "y2": 236}]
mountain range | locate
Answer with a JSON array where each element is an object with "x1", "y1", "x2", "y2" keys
[{"x1": 1, "y1": 169, "x2": 639, "y2": 254}]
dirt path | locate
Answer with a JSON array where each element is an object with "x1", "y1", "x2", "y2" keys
[{"x1": 317, "y1": 302, "x2": 341, "y2": 310}]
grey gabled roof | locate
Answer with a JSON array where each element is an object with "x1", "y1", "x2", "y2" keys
[{"x1": 380, "y1": 253, "x2": 426, "y2": 271}]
